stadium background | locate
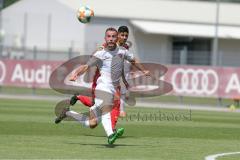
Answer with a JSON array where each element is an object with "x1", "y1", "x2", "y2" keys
[{"x1": 1, "y1": 0, "x2": 240, "y2": 160}]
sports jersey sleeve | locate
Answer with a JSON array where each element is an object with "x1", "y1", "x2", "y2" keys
[
  {"x1": 87, "y1": 51, "x2": 102, "y2": 67},
  {"x1": 124, "y1": 50, "x2": 134, "y2": 62}
]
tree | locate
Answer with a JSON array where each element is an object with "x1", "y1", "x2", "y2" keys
[{"x1": 2, "y1": 0, "x2": 20, "y2": 9}]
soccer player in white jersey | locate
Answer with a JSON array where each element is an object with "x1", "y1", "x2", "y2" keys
[
  {"x1": 69, "y1": 26, "x2": 131, "y2": 131},
  {"x1": 117, "y1": 26, "x2": 130, "y2": 118},
  {"x1": 55, "y1": 27, "x2": 150, "y2": 144}
]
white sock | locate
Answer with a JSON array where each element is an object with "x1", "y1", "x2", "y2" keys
[
  {"x1": 101, "y1": 112, "x2": 114, "y2": 137},
  {"x1": 90, "y1": 98, "x2": 113, "y2": 136},
  {"x1": 66, "y1": 110, "x2": 89, "y2": 127},
  {"x1": 120, "y1": 94, "x2": 126, "y2": 112}
]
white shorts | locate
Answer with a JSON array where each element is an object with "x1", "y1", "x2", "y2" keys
[{"x1": 90, "y1": 83, "x2": 116, "y2": 113}]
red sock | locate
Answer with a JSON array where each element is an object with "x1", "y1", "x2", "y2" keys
[
  {"x1": 77, "y1": 95, "x2": 92, "y2": 107},
  {"x1": 111, "y1": 99, "x2": 120, "y2": 130}
]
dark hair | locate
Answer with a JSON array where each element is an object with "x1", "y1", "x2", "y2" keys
[
  {"x1": 105, "y1": 27, "x2": 117, "y2": 34},
  {"x1": 118, "y1": 26, "x2": 129, "y2": 33}
]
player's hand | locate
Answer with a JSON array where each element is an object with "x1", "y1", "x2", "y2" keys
[
  {"x1": 124, "y1": 81, "x2": 130, "y2": 90},
  {"x1": 143, "y1": 70, "x2": 156, "y2": 80},
  {"x1": 126, "y1": 83, "x2": 129, "y2": 90},
  {"x1": 143, "y1": 70, "x2": 150, "y2": 76},
  {"x1": 69, "y1": 74, "x2": 77, "y2": 81}
]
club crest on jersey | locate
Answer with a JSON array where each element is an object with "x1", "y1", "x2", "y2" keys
[{"x1": 118, "y1": 54, "x2": 123, "y2": 58}]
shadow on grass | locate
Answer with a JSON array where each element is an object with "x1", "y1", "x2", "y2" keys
[
  {"x1": 67, "y1": 142, "x2": 142, "y2": 148},
  {"x1": 82, "y1": 134, "x2": 135, "y2": 139}
]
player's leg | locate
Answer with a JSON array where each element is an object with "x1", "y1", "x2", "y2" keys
[
  {"x1": 70, "y1": 71, "x2": 98, "y2": 107},
  {"x1": 102, "y1": 107, "x2": 124, "y2": 145},
  {"x1": 110, "y1": 99, "x2": 124, "y2": 138},
  {"x1": 88, "y1": 98, "x2": 123, "y2": 144},
  {"x1": 55, "y1": 106, "x2": 70, "y2": 124},
  {"x1": 110, "y1": 99, "x2": 120, "y2": 131},
  {"x1": 92, "y1": 96, "x2": 114, "y2": 136},
  {"x1": 120, "y1": 93, "x2": 127, "y2": 117},
  {"x1": 54, "y1": 99, "x2": 70, "y2": 124},
  {"x1": 55, "y1": 106, "x2": 91, "y2": 127},
  {"x1": 70, "y1": 94, "x2": 93, "y2": 107},
  {"x1": 56, "y1": 103, "x2": 101, "y2": 130},
  {"x1": 55, "y1": 103, "x2": 99, "y2": 128},
  {"x1": 110, "y1": 87, "x2": 124, "y2": 131},
  {"x1": 56, "y1": 91, "x2": 114, "y2": 135},
  {"x1": 119, "y1": 86, "x2": 128, "y2": 117},
  {"x1": 66, "y1": 110, "x2": 90, "y2": 127},
  {"x1": 77, "y1": 95, "x2": 93, "y2": 107},
  {"x1": 95, "y1": 86, "x2": 124, "y2": 144}
]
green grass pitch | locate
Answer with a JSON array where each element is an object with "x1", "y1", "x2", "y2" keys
[{"x1": 0, "y1": 98, "x2": 240, "y2": 160}]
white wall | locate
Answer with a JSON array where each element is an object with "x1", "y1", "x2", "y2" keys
[
  {"x1": 2, "y1": 0, "x2": 85, "y2": 52},
  {"x1": 59, "y1": 0, "x2": 240, "y2": 26},
  {"x1": 3, "y1": 0, "x2": 240, "y2": 67},
  {"x1": 219, "y1": 39, "x2": 240, "y2": 67},
  {"x1": 134, "y1": 30, "x2": 172, "y2": 63}
]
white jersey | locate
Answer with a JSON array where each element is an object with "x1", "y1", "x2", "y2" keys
[
  {"x1": 87, "y1": 46, "x2": 134, "y2": 92},
  {"x1": 119, "y1": 60, "x2": 131, "y2": 94}
]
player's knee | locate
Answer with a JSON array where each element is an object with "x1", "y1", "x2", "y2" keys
[
  {"x1": 89, "y1": 119, "x2": 98, "y2": 128},
  {"x1": 89, "y1": 123, "x2": 97, "y2": 129}
]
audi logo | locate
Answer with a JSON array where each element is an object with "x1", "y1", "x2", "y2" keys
[
  {"x1": 0, "y1": 60, "x2": 6, "y2": 84},
  {"x1": 171, "y1": 68, "x2": 219, "y2": 95}
]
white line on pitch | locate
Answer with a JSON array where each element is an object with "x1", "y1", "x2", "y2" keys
[{"x1": 205, "y1": 152, "x2": 240, "y2": 160}]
